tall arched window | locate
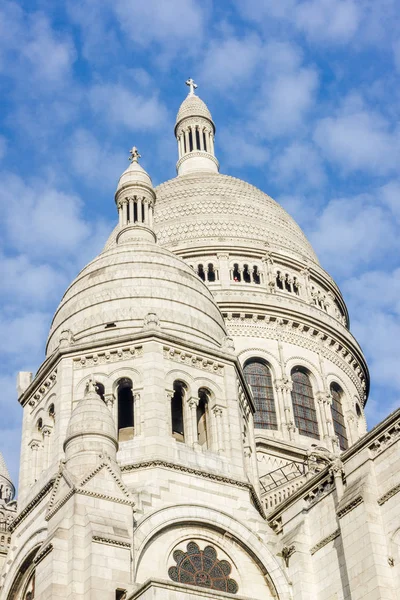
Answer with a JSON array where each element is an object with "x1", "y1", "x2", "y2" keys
[
  {"x1": 243, "y1": 360, "x2": 277, "y2": 430},
  {"x1": 171, "y1": 381, "x2": 185, "y2": 442},
  {"x1": 117, "y1": 378, "x2": 134, "y2": 442},
  {"x1": 291, "y1": 368, "x2": 319, "y2": 439},
  {"x1": 197, "y1": 388, "x2": 210, "y2": 448},
  {"x1": 330, "y1": 383, "x2": 348, "y2": 450}
]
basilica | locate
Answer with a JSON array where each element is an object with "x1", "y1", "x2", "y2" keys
[{"x1": 0, "y1": 80, "x2": 399, "y2": 600}]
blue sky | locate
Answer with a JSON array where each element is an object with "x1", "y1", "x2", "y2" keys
[{"x1": 1, "y1": 0, "x2": 399, "y2": 485}]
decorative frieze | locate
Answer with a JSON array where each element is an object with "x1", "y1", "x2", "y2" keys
[
  {"x1": 337, "y1": 495, "x2": 363, "y2": 518},
  {"x1": 304, "y1": 477, "x2": 335, "y2": 508},
  {"x1": 369, "y1": 421, "x2": 400, "y2": 456},
  {"x1": 28, "y1": 371, "x2": 57, "y2": 409},
  {"x1": 92, "y1": 536, "x2": 131, "y2": 549},
  {"x1": 163, "y1": 346, "x2": 224, "y2": 376},
  {"x1": 378, "y1": 482, "x2": 400, "y2": 506},
  {"x1": 310, "y1": 529, "x2": 340, "y2": 555},
  {"x1": 73, "y1": 345, "x2": 143, "y2": 369}
]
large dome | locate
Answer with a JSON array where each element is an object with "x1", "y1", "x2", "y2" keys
[
  {"x1": 154, "y1": 172, "x2": 319, "y2": 263},
  {"x1": 46, "y1": 237, "x2": 227, "y2": 356}
]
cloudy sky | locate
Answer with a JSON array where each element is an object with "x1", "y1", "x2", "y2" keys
[{"x1": 1, "y1": 0, "x2": 399, "y2": 484}]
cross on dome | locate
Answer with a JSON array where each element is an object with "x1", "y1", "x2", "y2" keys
[
  {"x1": 129, "y1": 146, "x2": 141, "y2": 163},
  {"x1": 185, "y1": 78, "x2": 198, "y2": 96}
]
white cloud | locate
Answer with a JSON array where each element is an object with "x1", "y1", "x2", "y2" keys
[
  {"x1": 68, "y1": 128, "x2": 126, "y2": 185},
  {"x1": 310, "y1": 192, "x2": 398, "y2": 276},
  {"x1": 0, "y1": 2, "x2": 76, "y2": 86},
  {"x1": 0, "y1": 312, "x2": 50, "y2": 358},
  {"x1": 295, "y1": 0, "x2": 360, "y2": 43},
  {"x1": 113, "y1": 0, "x2": 206, "y2": 54},
  {"x1": 314, "y1": 102, "x2": 400, "y2": 174},
  {"x1": 219, "y1": 129, "x2": 269, "y2": 168},
  {"x1": 200, "y1": 34, "x2": 263, "y2": 90},
  {"x1": 89, "y1": 83, "x2": 168, "y2": 131},
  {"x1": 271, "y1": 142, "x2": 326, "y2": 189}
]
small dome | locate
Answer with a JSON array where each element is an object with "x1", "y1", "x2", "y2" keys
[
  {"x1": 47, "y1": 239, "x2": 227, "y2": 356},
  {"x1": 176, "y1": 94, "x2": 213, "y2": 128},
  {"x1": 116, "y1": 160, "x2": 153, "y2": 195},
  {"x1": 64, "y1": 390, "x2": 117, "y2": 450},
  {"x1": 0, "y1": 452, "x2": 15, "y2": 502}
]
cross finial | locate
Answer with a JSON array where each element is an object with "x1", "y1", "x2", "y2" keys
[
  {"x1": 129, "y1": 146, "x2": 141, "y2": 163},
  {"x1": 185, "y1": 78, "x2": 198, "y2": 96}
]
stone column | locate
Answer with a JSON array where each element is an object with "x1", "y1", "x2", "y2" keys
[
  {"x1": 188, "y1": 398, "x2": 199, "y2": 449},
  {"x1": 149, "y1": 201, "x2": 154, "y2": 229},
  {"x1": 143, "y1": 199, "x2": 149, "y2": 226},
  {"x1": 118, "y1": 203, "x2": 123, "y2": 227},
  {"x1": 184, "y1": 129, "x2": 189, "y2": 154},
  {"x1": 129, "y1": 197, "x2": 134, "y2": 224},
  {"x1": 137, "y1": 199, "x2": 143, "y2": 223},
  {"x1": 42, "y1": 425, "x2": 53, "y2": 471},
  {"x1": 133, "y1": 392, "x2": 141, "y2": 435},
  {"x1": 209, "y1": 132, "x2": 215, "y2": 154},
  {"x1": 29, "y1": 439, "x2": 40, "y2": 484},
  {"x1": 212, "y1": 407, "x2": 225, "y2": 454},
  {"x1": 122, "y1": 199, "x2": 128, "y2": 226},
  {"x1": 199, "y1": 127, "x2": 204, "y2": 150}
]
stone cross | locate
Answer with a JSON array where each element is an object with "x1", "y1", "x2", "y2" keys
[
  {"x1": 129, "y1": 146, "x2": 141, "y2": 163},
  {"x1": 185, "y1": 78, "x2": 198, "y2": 95}
]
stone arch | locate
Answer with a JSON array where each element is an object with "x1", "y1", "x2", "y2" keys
[
  {"x1": 109, "y1": 366, "x2": 142, "y2": 393},
  {"x1": 134, "y1": 504, "x2": 291, "y2": 600},
  {"x1": 238, "y1": 348, "x2": 281, "y2": 382},
  {"x1": 3, "y1": 528, "x2": 47, "y2": 600},
  {"x1": 284, "y1": 356, "x2": 324, "y2": 392},
  {"x1": 192, "y1": 376, "x2": 222, "y2": 401},
  {"x1": 75, "y1": 373, "x2": 108, "y2": 401},
  {"x1": 165, "y1": 369, "x2": 195, "y2": 399}
]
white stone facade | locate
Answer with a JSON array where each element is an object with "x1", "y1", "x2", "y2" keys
[{"x1": 0, "y1": 84, "x2": 398, "y2": 600}]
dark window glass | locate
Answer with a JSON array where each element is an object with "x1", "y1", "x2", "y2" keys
[
  {"x1": 233, "y1": 264, "x2": 241, "y2": 282},
  {"x1": 253, "y1": 266, "x2": 260, "y2": 284},
  {"x1": 118, "y1": 379, "x2": 134, "y2": 441},
  {"x1": 243, "y1": 264, "x2": 251, "y2": 283},
  {"x1": 291, "y1": 369, "x2": 320, "y2": 439},
  {"x1": 330, "y1": 383, "x2": 348, "y2": 450},
  {"x1": 171, "y1": 381, "x2": 185, "y2": 442},
  {"x1": 276, "y1": 271, "x2": 283, "y2": 289},
  {"x1": 244, "y1": 361, "x2": 278, "y2": 430},
  {"x1": 207, "y1": 264, "x2": 216, "y2": 282},
  {"x1": 197, "y1": 264, "x2": 205, "y2": 281}
]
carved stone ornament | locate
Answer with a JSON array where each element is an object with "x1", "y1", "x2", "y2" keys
[
  {"x1": 143, "y1": 311, "x2": 161, "y2": 330},
  {"x1": 168, "y1": 542, "x2": 238, "y2": 594},
  {"x1": 280, "y1": 545, "x2": 296, "y2": 567}
]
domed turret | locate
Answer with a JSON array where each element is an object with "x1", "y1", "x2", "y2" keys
[
  {"x1": 64, "y1": 380, "x2": 118, "y2": 476},
  {"x1": 175, "y1": 79, "x2": 219, "y2": 176},
  {"x1": 0, "y1": 452, "x2": 14, "y2": 503},
  {"x1": 115, "y1": 146, "x2": 156, "y2": 243}
]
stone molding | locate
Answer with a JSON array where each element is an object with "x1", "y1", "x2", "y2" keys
[
  {"x1": 368, "y1": 420, "x2": 400, "y2": 456},
  {"x1": 378, "y1": 482, "x2": 400, "y2": 506},
  {"x1": 310, "y1": 529, "x2": 340, "y2": 555},
  {"x1": 337, "y1": 495, "x2": 363, "y2": 519},
  {"x1": 73, "y1": 345, "x2": 143, "y2": 369},
  {"x1": 225, "y1": 315, "x2": 367, "y2": 400},
  {"x1": 304, "y1": 477, "x2": 335, "y2": 509},
  {"x1": 92, "y1": 535, "x2": 131, "y2": 548},
  {"x1": 163, "y1": 346, "x2": 224, "y2": 376},
  {"x1": 121, "y1": 459, "x2": 265, "y2": 518},
  {"x1": 27, "y1": 371, "x2": 57, "y2": 409},
  {"x1": 9, "y1": 478, "x2": 55, "y2": 532},
  {"x1": 176, "y1": 152, "x2": 219, "y2": 171},
  {"x1": 34, "y1": 542, "x2": 53, "y2": 565}
]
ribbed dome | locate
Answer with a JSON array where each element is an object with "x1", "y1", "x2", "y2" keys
[
  {"x1": 176, "y1": 94, "x2": 213, "y2": 127},
  {"x1": 154, "y1": 172, "x2": 319, "y2": 263},
  {"x1": 47, "y1": 239, "x2": 227, "y2": 356},
  {"x1": 116, "y1": 160, "x2": 153, "y2": 193},
  {"x1": 64, "y1": 391, "x2": 117, "y2": 450}
]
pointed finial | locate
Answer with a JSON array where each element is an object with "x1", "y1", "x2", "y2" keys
[
  {"x1": 129, "y1": 146, "x2": 141, "y2": 163},
  {"x1": 185, "y1": 78, "x2": 198, "y2": 96}
]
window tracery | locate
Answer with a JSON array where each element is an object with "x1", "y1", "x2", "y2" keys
[
  {"x1": 231, "y1": 263, "x2": 261, "y2": 284},
  {"x1": 291, "y1": 368, "x2": 320, "y2": 439},
  {"x1": 330, "y1": 383, "x2": 348, "y2": 450},
  {"x1": 243, "y1": 361, "x2": 278, "y2": 430},
  {"x1": 168, "y1": 542, "x2": 238, "y2": 594}
]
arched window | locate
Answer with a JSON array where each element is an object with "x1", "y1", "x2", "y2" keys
[
  {"x1": 276, "y1": 271, "x2": 283, "y2": 289},
  {"x1": 197, "y1": 388, "x2": 210, "y2": 448},
  {"x1": 233, "y1": 264, "x2": 241, "y2": 282},
  {"x1": 207, "y1": 263, "x2": 216, "y2": 282},
  {"x1": 189, "y1": 128, "x2": 194, "y2": 152},
  {"x1": 330, "y1": 383, "x2": 348, "y2": 450},
  {"x1": 171, "y1": 381, "x2": 185, "y2": 442},
  {"x1": 284, "y1": 274, "x2": 291, "y2": 292},
  {"x1": 243, "y1": 360, "x2": 278, "y2": 430},
  {"x1": 293, "y1": 277, "x2": 299, "y2": 295},
  {"x1": 195, "y1": 128, "x2": 201, "y2": 150},
  {"x1": 48, "y1": 403, "x2": 55, "y2": 418},
  {"x1": 95, "y1": 382, "x2": 105, "y2": 401},
  {"x1": 252, "y1": 266, "x2": 260, "y2": 284},
  {"x1": 37, "y1": 418, "x2": 43, "y2": 432},
  {"x1": 243, "y1": 264, "x2": 251, "y2": 283},
  {"x1": 117, "y1": 378, "x2": 134, "y2": 442},
  {"x1": 291, "y1": 368, "x2": 319, "y2": 439},
  {"x1": 197, "y1": 264, "x2": 205, "y2": 281},
  {"x1": 355, "y1": 403, "x2": 362, "y2": 418}
]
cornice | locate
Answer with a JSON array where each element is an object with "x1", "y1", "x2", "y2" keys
[
  {"x1": 121, "y1": 459, "x2": 265, "y2": 519},
  {"x1": 310, "y1": 529, "x2": 340, "y2": 555},
  {"x1": 337, "y1": 495, "x2": 363, "y2": 518},
  {"x1": 377, "y1": 482, "x2": 400, "y2": 506},
  {"x1": 10, "y1": 478, "x2": 55, "y2": 532}
]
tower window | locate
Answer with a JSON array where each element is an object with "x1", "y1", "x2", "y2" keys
[
  {"x1": 207, "y1": 263, "x2": 216, "y2": 282},
  {"x1": 330, "y1": 383, "x2": 348, "y2": 450},
  {"x1": 293, "y1": 277, "x2": 299, "y2": 295},
  {"x1": 233, "y1": 264, "x2": 241, "y2": 282},
  {"x1": 48, "y1": 404, "x2": 55, "y2": 418},
  {"x1": 195, "y1": 128, "x2": 201, "y2": 150},
  {"x1": 203, "y1": 131, "x2": 208, "y2": 152},
  {"x1": 291, "y1": 368, "x2": 319, "y2": 439},
  {"x1": 243, "y1": 264, "x2": 251, "y2": 283},
  {"x1": 244, "y1": 360, "x2": 278, "y2": 429},
  {"x1": 189, "y1": 128, "x2": 194, "y2": 152},
  {"x1": 171, "y1": 381, "x2": 185, "y2": 442},
  {"x1": 117, "y1": 378, "x2": 134, "y2": 442},
  {"x1": 285, "y1": 274, "x2": 291, "y2": 292},
  {"x1": 197, "y1": 264, "x2": 205, "y2": 281},
  {"x1": 95, "y1": 382, "x2": 105, "y2": 401},
  {"x1": 252, "y1": 266, "x2": 260, "y2": 284},
  {"x1": 197, "y1": 388, "x2": 210, "y2": 448},
  {"x1": 37, "y1": 418, "x2": 43, "y2": 432},
  {"x1": 276, "y1": 271, "x2": 283, "y2": 289}
]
